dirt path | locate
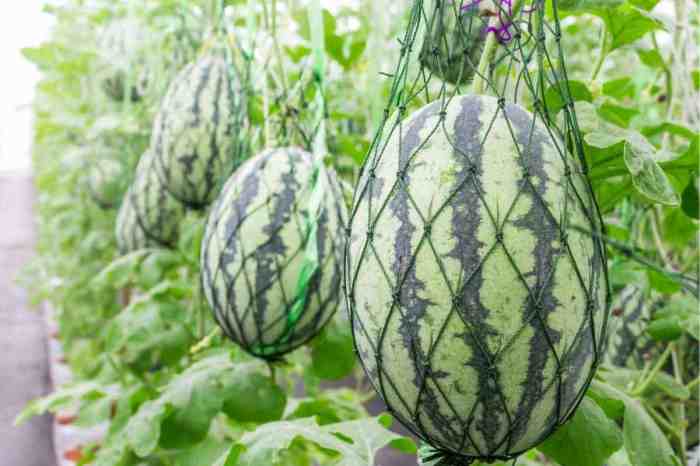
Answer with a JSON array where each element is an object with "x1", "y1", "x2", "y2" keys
[{"x1": 0, "y1": 173, "x2": 55, "y2": 465}]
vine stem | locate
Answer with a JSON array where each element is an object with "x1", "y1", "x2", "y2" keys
[
  {"x1": 471, "y1": 0, "x2": 525, "y2": 96},
  {"x1": 471, "y1": 17, "x2": 500, "y2": 95},
  {"x1": 671, "y1": 344, "x2": 687, "y2": 461},
  {"x1": 588, "y1": 23, "x2": 608, "y2": 84},
  {"x1": 631, "y1": 343, "x2": 673, "y2": 396}
]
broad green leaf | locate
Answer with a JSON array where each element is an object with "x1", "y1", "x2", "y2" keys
[
  {"x1": 14, "y1": 382, "x2": 106, "y2": 425},
  {"x1": 603, "y1": 77, "x2": 635, "y2": 99},
  {"x1": 599, "y1": 102, "x2": 640, "y2": 128},
  {"x1": 225, "y1": 416, "x2": 412, "y2": 466},
  {"x1": 624, "y1": 400, "x2": 679, "y2": 466},
  {"x1": 624, "y1": 142, "x2": 680, "y2": 206},
  {"x1": 285, "y1": 389, "x2": 367, "y2": 425},
  {"x1": 127, "y1": 353, "x2": 268, "y2": 457},
  {"x1": 539, "y1": 397, "x2": 623, "y2": 466},
  {"x1": 310, "y1": 318, "x2": 356, "y2": 380},
  {"x1": 589, "y1": 380, "x2": 681, "y2": 466},
  {"x1": 681, "y1": 177, "x2": 699, "y2": 219},
  {"x1": 558, "y1": 0, "x2": 624, "y2": 11},
  {"x1": 585, "y1": 131, "x2": 626, "y2": 149},
  {"x1": 222, "y1": 372, "x2": 287, "y2": 423},
  {"x1": 544, "y1": 80, "x2": 593, "y2": 114},
  {"x1": 637, "y1": 48, "x2": 665, "y2": 69},
  {"x1": 646, "y1": 269, "x2": 682, "y2": 294},
  {"x1": 642, "y1": 121, "x2": 697, "y2": 140},
  {"x1": 592, "y1": 5, "x2": 663, "y2": 51},
  {"x1": 647, "y1": 317, "x2": 683, "y2": 341}
]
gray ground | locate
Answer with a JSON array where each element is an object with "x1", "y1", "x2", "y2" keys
[{"x1": 0, "y1": 173, "x2": 54, "y2": 466}]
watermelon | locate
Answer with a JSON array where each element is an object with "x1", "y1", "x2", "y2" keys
[
  {"x1": 419, "y1": 1, "x2": 487, "y2": 85},
  {"x1": 87, "y1": 158, "x2": 127, "y2": 209},
  {"x1": 98, "y1": 18, "x2": 150, "y2": 102},
  {"x1": 151, "y1": 51, "x2": 245, "y2": 208},
  {"x1": 201, "y1": 147, "x2": 347, "y2": 359},
  {"x1": 345, "y1": 94, "x2": 609, "y2": 459},
  {"x1": 115, "y1": 186, "x2": 157, "y2": 254},
  {"x1": 130, "y1": 151, "x2": 186, "y2": 247},
  {"x1": 603, "y1": 286, "x2": 655, "y2": 368}
]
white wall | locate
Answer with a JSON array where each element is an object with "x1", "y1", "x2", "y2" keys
[{"x1": 0, "y1": 1, "x2": 53, "y2": 173}]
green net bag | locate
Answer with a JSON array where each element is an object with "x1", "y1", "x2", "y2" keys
[{"x1": 344, "y1": 0, "x2": 611, "y2": 463}]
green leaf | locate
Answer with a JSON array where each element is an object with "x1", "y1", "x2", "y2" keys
[
  {"x1": 539, "y1": 397, "x2": 623, "y2": 466},
  {"x1": 637, "y1": 48, "x2": 665, "y2": 68},
  {"x1": 14, "y1": 382, "x2": 106, "y2": 425},
  {"x1": 226, "y1": 416, "x2": 412, "y2": 466},
  {"x1": 127, "y1": 353, "x2": 269, "y2": 456},
  {"x1": 599, "y1": 102, "x2": 640, "y2": 128},
  {"x1": 624, "y1": 400, "x2": 679, "y2": 466},
  {"x1": 603, "y1": 77, "x2": 635, "y2": 100},
  {"x1": 544, "y1": 80, "x2": 593, "y2": 114},
  {"x1": 681, "y1": 177, "x2": 699, "y2": 219},
  {"x1": 624, "y1": 141, "x2": 680, "y2": 206},
  {"x1": 310, "y1": 318, "x2": 356, "y2": 380},
  {"x1": 592, "y1": 5, "x2": 663, "y2": 51},
  {"x1": 286, "y1": 389, "x2": 367, "y2": 425},
  {"x1": 588, "y1": 381, "x2": 681, "y2": 466},
  {"x1": 646, "y1": 269, "x2": 682, "y2": 294},
  {"x1": 558, "y1": 0, "x2": 624, "y2": 12},
  {"x1": 222, "y1": 372, "x2": 287, "y2": 423}
]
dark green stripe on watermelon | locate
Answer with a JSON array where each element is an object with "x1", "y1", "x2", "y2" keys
[
  {"x1": 201, "y1": 147, "x2": 347, "y2": 359},
  {"x1": 345, "y1": 94, "x2": 609, "y2": 459}
]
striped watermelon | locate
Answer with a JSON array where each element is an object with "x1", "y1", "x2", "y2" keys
[
  {"x1": 345, "y1": 94, "x2": 609, "y2": 459},
  {"x1": 201, "y1": 147, "x2": 347, "y2": 359},
  {"x1": 130, "y1": 151, "x2": 186, "y2": 247},
  {"x1": 87, "y1": 158, "x2": 127, "y2": 209},
  {"x1": 151, "y1": 51, "x2": 244, "y2": 208}
]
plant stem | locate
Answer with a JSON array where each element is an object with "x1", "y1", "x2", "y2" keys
[
  {"x1": 644, "y1": 401, "x2": 683, "y2": 440},
  {"x1": 632, "y1": 343, "x2": 673, "y2": 396},
  {"x1": 472, "y1": 18, "x2": 500, "y2": 95},
  {"x1": 589, "y1": 24, "x2": 608, "y2": 84},
  {"x1": 671, "y1": 344, "x2": 688, "y2": 460},
  {"x1": 270, "y1": 0, "x2": 289, "y2": 93}
]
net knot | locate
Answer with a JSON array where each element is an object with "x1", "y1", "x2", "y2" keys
[
  {"x1": 495, "y1": 231, "x2": 504, "y2": 243},
  {"x1": 424, "y1": 223, "x2": 432, "y2": 235}
]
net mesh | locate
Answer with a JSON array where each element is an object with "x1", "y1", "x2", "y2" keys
[{"x1": 344, "y1": 0, "x2": 611, "y2": 464}]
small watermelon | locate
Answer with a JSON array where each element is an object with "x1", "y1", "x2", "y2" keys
[
  {"x1": 345, "y1": 94, "x2": 609, "y2": 459},
  {"x1": 87, "y1": 158, "x2": 127, "y2": 209},
  {"x1": 151, "y1": 50, "x2": 245, "y2": 208},
  {"x1": 201, "y1": 147, "x2": 347, "y2": 359},
  {"x1": 419, "y1": 1, "x2": 487, "y2": 85},
  {"x1": 115, "y1": 186, "x2": 157, "y2": 254},
  {"x1": 130, "y1": 151, "x2": 186, "y2": 247},
  {"x1": 603, "y1": 285, "x2": 655, "y2": 368}
]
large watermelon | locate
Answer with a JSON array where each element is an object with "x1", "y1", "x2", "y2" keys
[
  {"x1": 201, "y1": 147, "x2": 347, "y2": 359},
  {"x1": 345, "y1": 94, "x2": 609, "y2": 459},
  {"x1": 130, "y1": 151, "x2": 186, "y2": 247},
  {"x1": 151, "y1": 51, "x2": 245, "y2": 208}
]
